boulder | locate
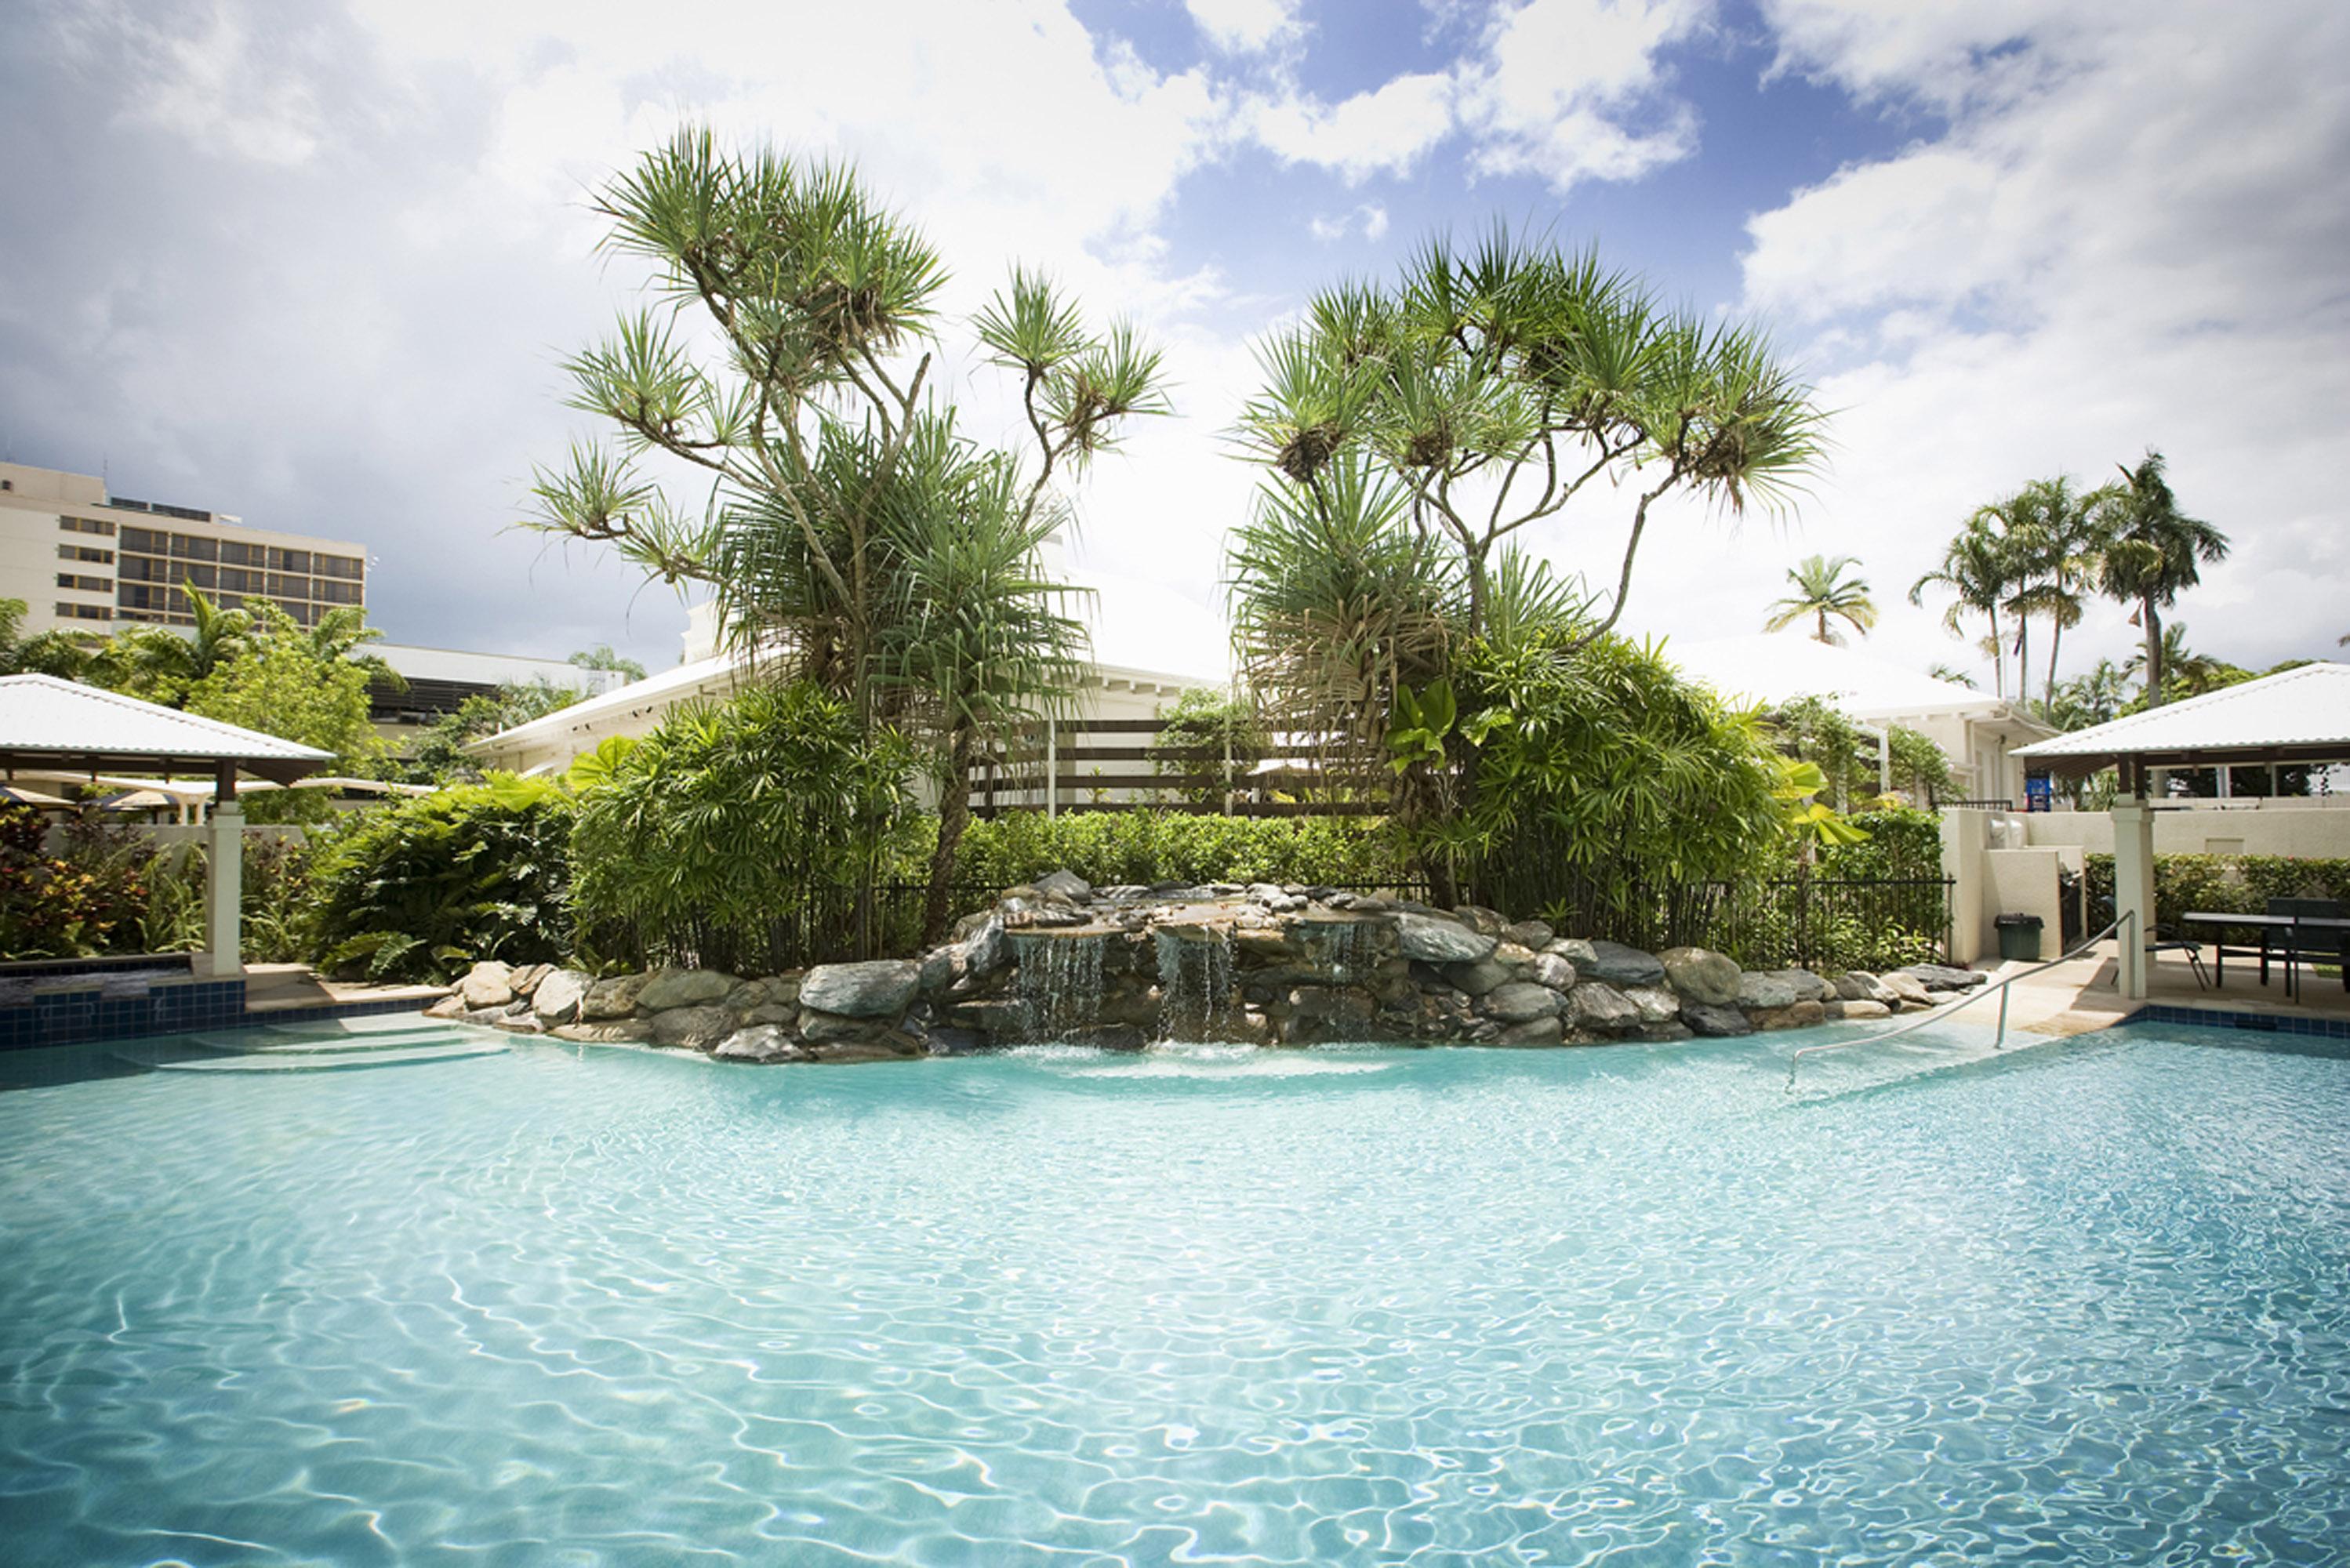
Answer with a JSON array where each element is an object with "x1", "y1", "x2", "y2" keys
[
  {"x1": 1831, "y1": 999, "x2": 1893, "y2": 1021},
  {"x1": 1495, "y1": 1016, "x2": 1564, "y2": 1047},
  {"x1": 1500, "y1": 918, "x2": 1556, "y2": 950},
  {"x1": 958, "y1": 917, "x2": 1009, "y2": 978},
  {"x1": 1569, "y1": 982, "x2": 1644, "y2": 1033},
  {"x1": 1580, "y1": 941, "x2": 1666, "y2": 988},
  {"x1": 1737, "y1": 968, "x2": 1829, "y2": 1009},
  {"x1": 1392, "y1": 912, "x2": 1498, "y2": 965},
  {"x1": 1445, "y1": 958, "x2": 1513, "y2": 996},
  {"x1": 1880, "y1": 971, "x2": 1934, "y2": 1009},
  {"x1": 1622, "y1": 985, "x2": 1682, "y2": 1025},
  {"x1": 799, "y1": 1008, "x2": 887, "y2": 1044},
  {"x1": 1544, "y1": 937, "x2": 1598, "y2": 966},
  {"x1": 423, "y1": 993, "x2": 466, "y2": 1020},
  {"x1": 918, "y1": 946, "x2": 961, "y2": 996},
  {"x1": 581, "y1": 971, "x2": 653, "y2": 1020},
  {"x1": 1482, "y1": 982, "x2": 1565, "y2": 1023},
  {"x1": 489, "y1": 1013, "x2": 544, "y2": 1035},
  {"x1": 1640, "y1": 1021, "x2": 1696, "y2": 1044},
  {"x1": 713, "y1": 1024, "x2": 805, "y2": 1063},
  {"x1": 1492, "y1": 942, "x2": 1538, "y2": 971},
  {"x1": 551, "y1": 1018, "x2": 653, "y2": 1044},
  {"x1": 799, "y1": 960, "x2": 921, "y2": 1018},
  {"x1": 532, "y1": 969, "x2": 594, "y2": 1026},
  {"x1": 1749, "y1": 1000, "x2": 1828, "y2": 1031},
  {"x1": 457, "y1": 961, "x2": 514, "y2": 1010},
  {"x1": 649, "y1": 1005, "x2": 734, "y2": 1050},
  {"x1": 1832, "y1": 970, "x2": 1897, "y2": 1004},
  {"x1": 1659, "y1": 946, "x2": 1741, "y2": 1007},
  {"x1": 807, "y1": 1031, "x2": 926, "y2": 1063},
  {"x1": 1453, "y1": 905, "x2": 1508, "y2": 937},
  {"x1": 505, "y1": 963, "x2": 550, "y2": 999},
  {"x1": 1898, "y1": 963, "x2": 1988, "y2": 992},
  {"x1": 637, "y1": 968, "x2": 737, "y2": 1011},
  {"x1": 1034, "y1": 869, "x2": 1091, "y2": 902},
  {"x1": 1527, "y1": 953, "x2": 1578, "y2": 992},
  {"x1": 1680, "y1": 1000, "x2": 1752, "y2": 1037}
]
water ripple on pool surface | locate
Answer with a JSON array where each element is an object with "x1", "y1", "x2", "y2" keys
[{"x1": 2, "y1": 1022, "x2": 2348, "y2": 1565}]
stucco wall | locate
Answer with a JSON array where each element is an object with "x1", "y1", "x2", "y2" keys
[{"x1": 2024, "y1": 802, "x2": 2350, "y2": 858}]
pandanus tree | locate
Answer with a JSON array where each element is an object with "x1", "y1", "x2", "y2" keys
[
  {"x1": 1229, "y1": 230, "x2": 1818, "y2": 902},
  {"x1": 525, "y1": 129, "x2": 1166, "y2": 942},
  {"x1": 1763, "y1": 554, "x2": 1876, "y2": 644},
  {"x1": 2094, "y1": 451, "x2": 2227, "y2": 709}
]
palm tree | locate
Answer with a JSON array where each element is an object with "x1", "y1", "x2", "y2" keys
[
  {"x1": 2094, "y1": 451, "x2": 2227, "y2": 707},
  {"x1": 1926, "y1": 662, "x2": 1977, "y2": 688},
  {"x1": 0, "y1": 598, "x2": 99, "y2": 679},
  {"x1": 1763, "y1": 554, "x2": 1876, "y2": 644},
  {"x1": 1992, "y1": 477, "x2": 2107, "y2": 714},
  {"x1": 1910, "y1": 524, "x2": 2011, "y2": 699},
  {"x1": 2123, "y1": 623, "x2": 2234, "y2": 702}
]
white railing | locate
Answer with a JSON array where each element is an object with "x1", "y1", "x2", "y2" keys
[{"x1": 1785, "y1": 911, "x2": 2136, "y2": 1092}]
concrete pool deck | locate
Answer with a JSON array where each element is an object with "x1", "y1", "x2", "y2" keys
[{"x1": 1986, "y1": 938, "x2": 2350, "y2": 1038}]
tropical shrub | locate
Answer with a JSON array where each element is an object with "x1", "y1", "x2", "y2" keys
[
  {"x1": 1814, "y1": 807, "x2": 1943, "y2": 880},
  {"x1": 1433, "y1": 632, "x2": 1787, "y2": 934},
  {"x1": 1149, "y1": 688, "x2": 1269, "y2": 806},
  {"x1": 0, "y1": 807, "x2": 195, "y2": 959},
  {"x1": 943, "y1": 811, "x2": 1405, "y2": 892},
  {"x1": 569, "y1": 683, "x2": 919, "y2": 975},
  {"x1": 2084, "y1": 853, "x2": 2350, "y2": 940},
  {"x1": 305, "y1": 776, "x2": 575, "y2": 983}
]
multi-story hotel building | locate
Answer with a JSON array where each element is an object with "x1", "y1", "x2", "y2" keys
[{"x1": 0, "y1": 460, "x2": 367, "y2": 636}]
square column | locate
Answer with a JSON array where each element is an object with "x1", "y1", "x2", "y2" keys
[
  {"x1": 2111, "y1": 797, "x2": 2155, "y2": 1000},
  {"x1": 197, "y1": 802, "x2": 244, "y2": 979}
]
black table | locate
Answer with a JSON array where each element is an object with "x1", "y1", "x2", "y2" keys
[{"x1": 2181, "y1": 910, "x2": 2350, "y2": 1000}]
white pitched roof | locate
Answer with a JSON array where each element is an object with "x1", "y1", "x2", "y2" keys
[
  {"x1": 1664, "y1": 633, "x2": 2007, "y2": 720},
  {"x1": 0, "y1": 674, "x2": 331, "y2": 772},
  {"x1": 2015, "y1": 661, "x2": 2350, "y2": 760}
]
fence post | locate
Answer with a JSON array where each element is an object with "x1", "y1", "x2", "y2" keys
[
  {"x1": 1046, "y1": 719, "x2": 1058, "y2": 820},
  {"x1": 1222, "y1": 717, "x2": 1233, "y2": 817}
]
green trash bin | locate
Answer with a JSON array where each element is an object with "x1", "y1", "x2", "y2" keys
[{"x1": 1994, "y1": 913, "x2": 2043, "y2": 962}]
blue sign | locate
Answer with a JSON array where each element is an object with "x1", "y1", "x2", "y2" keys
[{"x1": 2024, "y1": 773, "x2": 2054, "y2": 812}]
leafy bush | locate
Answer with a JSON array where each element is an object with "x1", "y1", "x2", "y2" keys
[
  {"x1": 941, "y1": 811, "x2": 1406, "y2": 891},
  {"x1": 1439, "y1": 633, "x2": 1788, "y2": 932},
  {"x1": 2084, "y1": 853, "x2": 2350, "y2": 940},
  {"x1": 0, "y1": 807, "x2": 193, "y2": 959},
  {"x1": 1814, "y1": 807, "x2": 1944, "y2": 880},
  {"x1": 569, "y1": 683, "x2": 919, "y2": 975},
  {"x1": 305, "y1": 776, "x2": 575, "y2": 983},
  {"x1": 1148, "y1": 688, "x2": 1268, "y2": 807}
]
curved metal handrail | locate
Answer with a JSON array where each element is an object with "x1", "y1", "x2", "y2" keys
[{"x1": 1783, "y1": 911, "x2": 2138, "y2": 1092}]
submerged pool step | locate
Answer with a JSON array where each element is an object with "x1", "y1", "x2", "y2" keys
[
  {"x1": 181, "y1": 1025, "x2": 475, "y2": 1056},
  {"x1": 125, "y1": 1040, "x2": 507, "y2": 1073}
]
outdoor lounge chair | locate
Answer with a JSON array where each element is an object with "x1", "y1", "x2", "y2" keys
[
  {"x1": 2146, "y1": 924, "x2": 2209, "y2": 990},
  {"x1": 2268, "y1": 897, "x2": 2350, "y2": 995}
]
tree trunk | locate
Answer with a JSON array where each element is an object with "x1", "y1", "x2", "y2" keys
[
  {"x1": 921, "y1": 730, "x2": 975, "y2": 948},
  {"x1": 2142, "y1": 598, "x2": 2165, "y2": 708},
  {"x1": 2045, "y1": 613, "x2": 2065, "y2": 715},
  {"x1": 1989, "y1": 608, "x2": 2004, "y2": 700},
  {"x1": 2014, "y1": 617, "x2": 2029, "y2": 712}
]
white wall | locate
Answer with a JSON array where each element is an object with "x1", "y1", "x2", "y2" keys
[{"x1": 2024, "y1": 800, "x2": 2350, "y2": 858}]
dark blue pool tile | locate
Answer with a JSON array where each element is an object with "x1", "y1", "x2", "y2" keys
[{"x1": 2134, "y1": 1004, "x2": 2350, "y2": 1041}]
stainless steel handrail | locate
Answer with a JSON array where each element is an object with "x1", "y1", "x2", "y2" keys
[{"x1": 1784, "y1": 911, "x2": 2138, "y2": 1092}]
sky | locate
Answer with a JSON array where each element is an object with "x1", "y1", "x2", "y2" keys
[{"x1": 2, "y1": 0, "x2": 2345, "y2": 695}]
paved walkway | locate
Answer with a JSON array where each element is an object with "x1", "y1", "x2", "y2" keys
[
  {"x1": 242, "y1": 963, "x2": 448, "y2": 1014},
  {"x1": 1978, "y1": 940, "x2": 2350, "y2": 1038}
]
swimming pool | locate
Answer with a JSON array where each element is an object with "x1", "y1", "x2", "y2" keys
[{"x1": 2, "y1": 1019, "x2": 2345, "y2": 1564}]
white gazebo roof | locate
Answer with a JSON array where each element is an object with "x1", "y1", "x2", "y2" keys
[
  {"x1": 0, "y1": 673, "x2": 330, "y2": 782},
  {"x1": 1664, "y1": 633, "x2": 2014, "y2": 721},
  {"x1": 2014, "y1": 661, "x2": 2350, "y2": 773}
]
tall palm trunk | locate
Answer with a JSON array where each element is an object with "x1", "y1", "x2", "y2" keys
[
  {"x1": 2045, "y1": 612, "x2": 2065, "y2": 716},
  {"x1": 2141, "y1": 597, "x2": 2165, "y2": 708},
  {"x1": 921, "y1": 728, "x2": 977, "y2": 947},
  {"x1": 2013, "y1": 617, "x2": 2030, "y2": 712},
  {"x1": 1987, "y1": 607, "x2": 2005, "y2": 700}
]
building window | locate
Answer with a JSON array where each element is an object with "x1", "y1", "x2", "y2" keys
[
  {"x1": 57, "y1": 543, "x2": 115, "y2": 564},
  {"x1": 320, "y1": 579, "x2": 361, "y2": 604},
  {"x1": 57, "y1": 515, "x2": 115, "y2": 536},
  {"x1": 56, "y1": 573, "x2": 111, "y2": 592},
  {"x1": 169, "y1": 532, "x2": 220, "y2": 562},
  {"x1": 219, "y1": 541, "x2": 258, "y2": 567},
  {"x1": 122, "y1": 525, "x2": 168, "y2": 555},
  {"x1": 55, "y1": 602, "x2": 112, "y2": 622},
  {"x1": 318, "y1": 554, "x2": 363, "y2": 580}
]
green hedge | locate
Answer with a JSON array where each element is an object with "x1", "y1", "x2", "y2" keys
[
  {"x1": 1814, "y1": 807, "x2": 1943, "y2": 880},
  {"x1": 935, "y1": 811, "x2": 1409, "y2": 891},
  {"x1": 2084, "y1": 853, "x2": 2350, "y2": 938}
]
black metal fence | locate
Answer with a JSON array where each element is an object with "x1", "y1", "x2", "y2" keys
[{"x1": 1565, "y1": 876, "x2": 1954, "y2": 973}]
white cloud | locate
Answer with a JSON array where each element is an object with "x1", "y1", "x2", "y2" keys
[
  {"x1": 1186, "y1": 0, "x2": 1302, "y2": 53},
  {"x1": 1248, "y1": 71, "x2": 1456, "y2": 182},
  {"x1": 1694, "y1": 0, "x2": 2350, "y2": 684},
  {"x1": 1308, "y1": 203, "x2": 1390, "y2": 242},
  {"x1": 1458, "y1": 0, "x2": 1710, "y2": 189},
  {"x1": 73, "y1": 0, "x2": 325, "y2": 165}
]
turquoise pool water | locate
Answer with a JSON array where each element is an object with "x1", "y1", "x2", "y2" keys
[{"x1": 2, "y1": 1021, "x2": 2346, "y2": 1565}]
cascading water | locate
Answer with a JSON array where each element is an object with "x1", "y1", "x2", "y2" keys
[
  {"x1": 1154, "y1": 927, "x2": 1237, "y2": 1041},
  {"x1": 1014, "y1": 932, "x2": 1106, "y2": 1042},
  {"x1": 1301, "y1": 919, "x2": 1366, "y2": 985}
]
